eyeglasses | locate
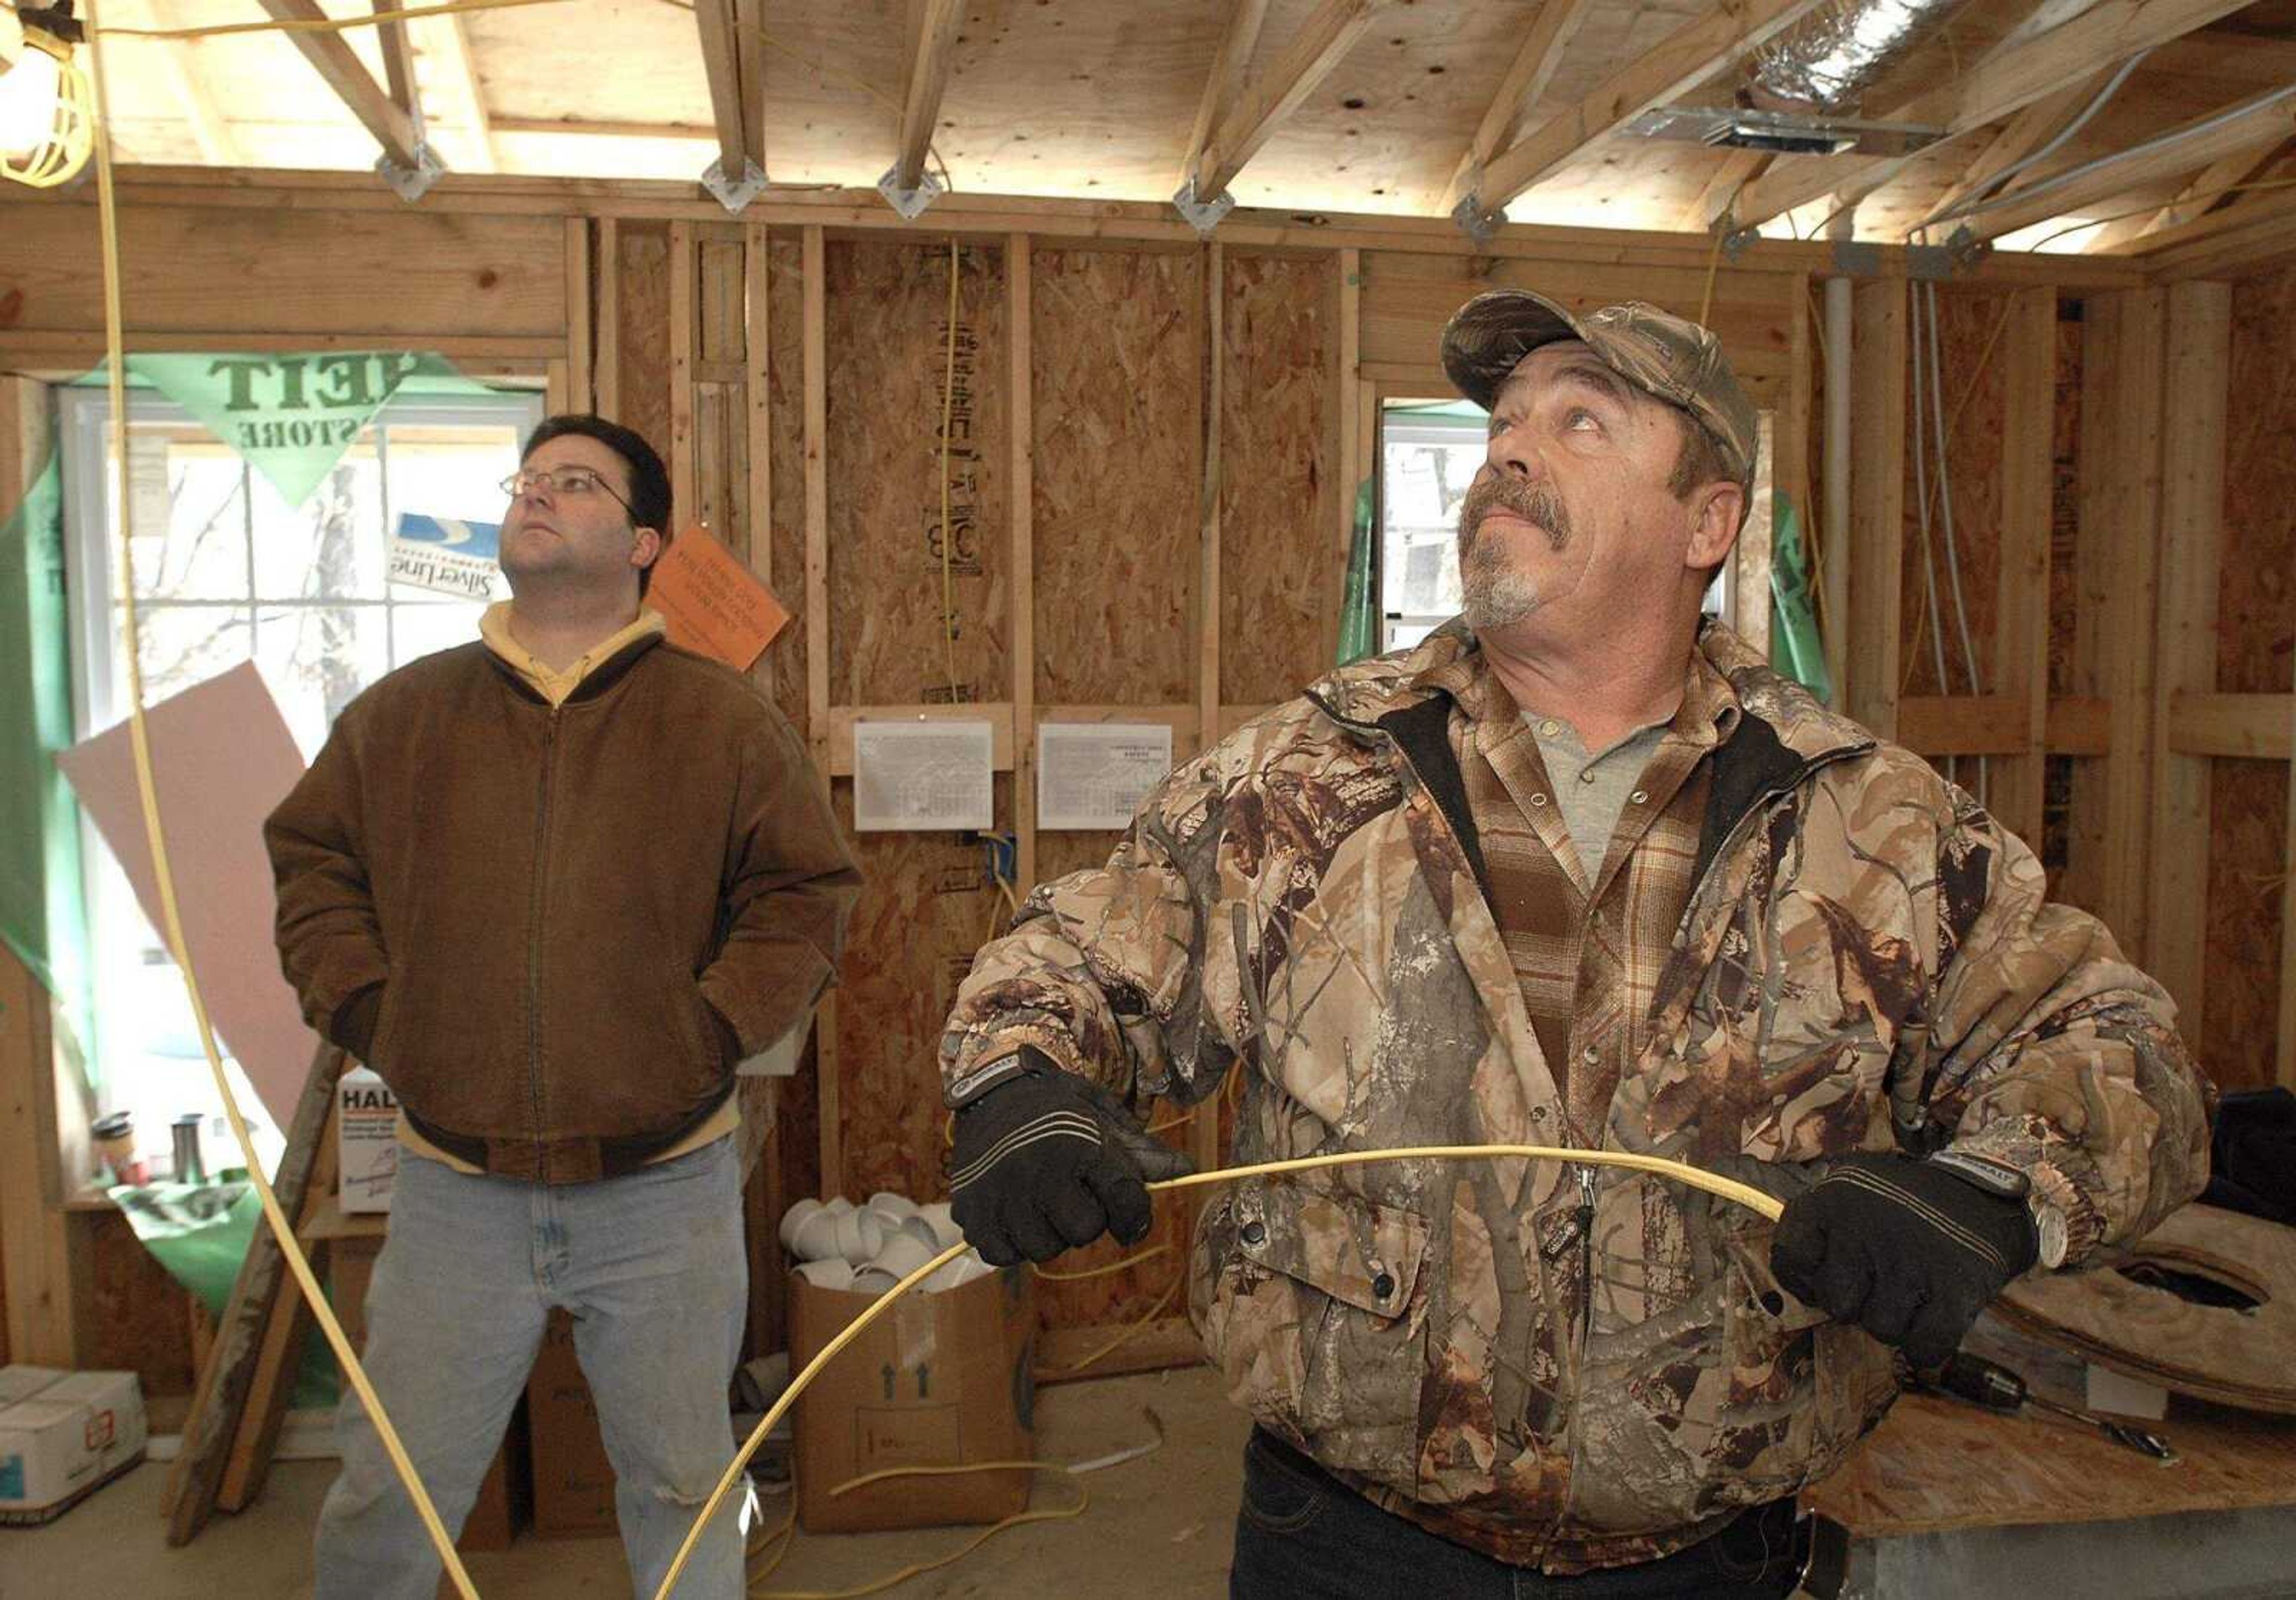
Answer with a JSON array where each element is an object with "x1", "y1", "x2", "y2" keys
[{"x1": 500, "y1": 466, "x2": 637, "y2": 519}]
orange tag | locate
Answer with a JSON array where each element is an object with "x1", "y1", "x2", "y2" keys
[{"x1": 643, "y1": 523, "x2": 790, "y2": 671}]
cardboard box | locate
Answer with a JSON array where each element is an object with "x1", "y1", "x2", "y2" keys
[
  {"x1": 790, "y1": 1265, "x2": 1036, "y2": 1534},
  {"x1": 526, "y1": 1310, "x2": 618, "y2": 1537},
  {"x1": 0, "y1": 1366, "x2": 148, "y2": 1526},
  {"x1": 338, "y1": 1065, "x2": 399, "y2": 1213}
]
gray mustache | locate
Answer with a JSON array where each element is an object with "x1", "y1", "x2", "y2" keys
[{"x1": 1461, "y1": 478, "x2": 1571, "y2": 551}]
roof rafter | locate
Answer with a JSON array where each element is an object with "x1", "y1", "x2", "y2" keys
[
  {"x1": 1472, "y1": 0, "x2": 1833, "y2": 216},
  {"x1": 2084, "y1": 127, "x2": 2294, "y2": 249},
  {"x1": 1956, "y1": 88, "x2": 2296, "y2": 244},
  {"x1": 1727, "y1": 0, "x2": 2266, "y2": 234},
  {"x1": 1180, "y1": 0, "x2": 1271, "y2": 193},
  {"x1": 692, "y1": 0, "x2": 762, "y2": 182},
  {"x1": 1916, "y1": 69, "x2": 2111, "y2": 233},
  {"x1": 891, "y1": 0, "x2": 963, "y2": 194},
  {"x1": 1192, "y1": 0, "x2": 1386, "y2": 201},
  {"x1": 255, "y1": 0, "x2": 421, "y2": 172},
  {"x1": 1438, "y1": 0, "x2": 1598, "y2": 216}
]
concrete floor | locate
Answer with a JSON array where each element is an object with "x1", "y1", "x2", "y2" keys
[{"x1": 1, "y1": 1366, "x2": 1250, "y2": 1599}]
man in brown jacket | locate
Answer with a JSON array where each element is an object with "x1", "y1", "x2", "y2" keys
[
  {"x1": 939, "y1": 296, "x2": 2209, "y2": 1596},
  {"x1": 267, "y1": 415, "x2": 859, "y2": 1600}
]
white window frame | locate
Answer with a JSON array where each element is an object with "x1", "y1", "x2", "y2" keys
[{"x1": 55, "y1": 384, "x2": 542, "y2": 1169}]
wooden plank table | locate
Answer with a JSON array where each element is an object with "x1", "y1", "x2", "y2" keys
[{"x1": 1800, "y1": 1391, "x2": 2296, "y2": 1597}]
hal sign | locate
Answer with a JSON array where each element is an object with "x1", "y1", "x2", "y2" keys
[
  {"x1": 390, "y1": 512, "x2": 505, "y2": 600},
  {"x1": 123, "y1": 352, "x2": 433, "y2": 507}
]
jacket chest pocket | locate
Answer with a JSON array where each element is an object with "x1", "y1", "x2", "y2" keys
[{"x1": 1199, "y1": 1178, "x2": 1432, "y2": 1489}]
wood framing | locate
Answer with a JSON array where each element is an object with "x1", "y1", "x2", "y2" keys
[
  {"x1": 1181, "y1": 0, "x2": 1272, "y2": 195},
  {"x1": 1009, "y1": 235, "x2": 1039, "y2": 894},
  {"x1": 743, "y1": 220, "x2": 771, "y2": 579},
  {"x1": 1440, "y1": 0, "x2": 1598, "y2": 215},
  {"x1": 563, "y1": 218, "x2": 594, "y2": 413},
  {"x1": 1919, "y1": 73, "x2": 2112, "y2": 233},
  {"x1": 1845, "y1": 279, "x2": 1906, "y2": 738},
  {"x1": 692, "y1": 0, "x2": 762, "y2": 180},
  {"x1": 1959, "y1": 91, "x2": 2296, "y2": 246},
  {"x1": 1730, "y1": 0, "x2": 2264, "y2": 233},
  {"x1": 130, "y1": 0, "x2": 242, "y2": 167},
  {"x1": 893, "y1": 0, "x2": 964, "y2": 194},
  {"x1": 801, "y1": 225, "x2": 836, "y2": 1197},
  {"x1": 254, "y1": 0, "x2": 421, "y2": 171},
  {"x1": 1984, "y1": 289, "x2": 2057, "y2": 847},
  {"x1": 669, "y1": 221, "x2": 697, "y2": 528},
  {"x1": 2074, "y1": 289, "x2": 2164, "y2": 957},
  {"x1": 2090, "y1": 132, "x2": 2296, "y2": 251},
  {"x1": 1192, "y1": 0, "x2": 1384, "y2": 200},
  {"x1": 2145, "y1": 280, "x2": 2231, "y2": 1043},
  {"x1": 1477, "y1": 0, "x2": 1832, "y2": 213}
]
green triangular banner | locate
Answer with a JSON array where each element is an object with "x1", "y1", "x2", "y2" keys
[
  {"x1": 1769, "y1": 493, "x2": 1835, "y2": 707},
  {"x1": 76, "y1": 353, "x2": 496, "y2": 506}
]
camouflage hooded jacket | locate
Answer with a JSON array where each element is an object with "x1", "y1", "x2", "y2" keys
[{"x1": 941, "y1": 621, "x2": 2208, "y2": 1571}]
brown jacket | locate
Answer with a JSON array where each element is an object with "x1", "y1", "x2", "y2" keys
[{"x1": 267, "y1": 631, "x2": 860, "y2": 1181}]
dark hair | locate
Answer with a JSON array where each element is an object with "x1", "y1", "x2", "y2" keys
[{"x1": 521, "y1": 414, "x2": 673, "y2": 594}]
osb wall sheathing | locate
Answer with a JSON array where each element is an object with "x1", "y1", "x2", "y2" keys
[
  {"x1": 1031, "y1": 248, "x2": 1203, "y2": 707},
  {"x1": 2043, "y1": 304, "x2": 2086, "y2": 903},
  {"x1": 1222, "y1": 253, "x2": 1338, "y2": 706},
  {"x1": 825, "y1": 238, "x2": 1012, "y2": 707},
  {"x1": 2202, "y1": 265, "x2": 2296, "y2": 1091}
]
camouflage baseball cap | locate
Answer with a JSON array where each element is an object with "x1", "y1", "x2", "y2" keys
[{"x1": 1439, "y1": 290, "x2": 1758, "y2": 487}]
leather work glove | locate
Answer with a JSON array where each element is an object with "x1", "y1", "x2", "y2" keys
[
  {"x1": 948, "y1": 1048, "x2": 1195, "y2": 1266},
  {"x1": 1770, "y1": 1152, "x2": 2039, "y2": 1370}
]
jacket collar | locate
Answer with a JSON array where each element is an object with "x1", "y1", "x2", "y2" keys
[
  {"x1": 1306, "y1": 615, "x2": 1871, "y2": 770},
  {"x1": 481, "y1": 626, "x2": 666, "y2": 706}
]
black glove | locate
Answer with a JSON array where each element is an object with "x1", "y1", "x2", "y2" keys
[
  {"x1": 948, "y1": 1051, "x2": 1195, "y2": 1266},
  {"x1": 1770, "y1": 1153, "x2": 2038, "y2": 1370}
]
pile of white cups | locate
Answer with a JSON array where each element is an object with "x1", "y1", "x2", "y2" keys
[{"x1": 778, "y1": 1191, "x2": 992, "y2": 1297}]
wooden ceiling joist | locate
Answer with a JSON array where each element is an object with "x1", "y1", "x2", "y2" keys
[
  {"x1": 373, "y1": 0, "x2": 421, "y2": 133},
  {"x1": 1728, "y1": 0, "x2": 2266, "y2": 234},
  {"x1": 1190, "y1": 0, "x2": 1385, "y2": 201},
  {"x1": 1471, "y1": 0, "x2": 1833, "y2": 216},
  {"x1": 1180, "y1": 0, "x2": 1271, "y2": 194},
  {"x1": 1918, "y1": 71, "x2": 2112, "y2": 234},
  {"x1": 1438, "y1": 0, "x2": 1598, "y2": 216},
  {"x1": 1686, "y1": 149, "x2": 1773, "y2": 232},
  {"x1": 1956, "y1": 88, "x2": 2296, "y2": 245},
  {"x1": 255, "y1": 0, "x2": 422, "y2": 172},
  {"x1": 891, "y1": 0, "x2": 964, "y2": 194},
  {"x1": 2132, "y1": 179, "x2": 2296, "y2": 276},
  {"x1": 692, "y1": 0, "x2": 762, "y2": 179},
  {"x1": 2084, "y1": 129, "x2": 2295, "y2": 250}
]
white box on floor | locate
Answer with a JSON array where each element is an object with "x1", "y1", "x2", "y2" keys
[
  {"x1": 338, "y1": 1064, "x2": 399, "y2": 1213},
  {"x1": 0, "y1": 1366, "x2": 148, "y2": 1525}
]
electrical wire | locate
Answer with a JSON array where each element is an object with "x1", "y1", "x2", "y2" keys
[
  {"x1": 1923, "y1": 70, "x2": 2296, "y2": 234},
  {"x1": 1036, "y1": 1274, "x2": 1182, "y2": 1381},
  {"x1": 939, "y1": 239, "x2": 962, "y2": 704},
  {"x1": 753, "y1": 1470, "x2": 1091, "y2": 1599},
  {"x1": 1913, "y1": 50, "x2": 2155, "y2": 234},
  {"x1": 79, "y1": 7, "x2": 479, "y2": 1595},
  {"x1": 99, "y1": 0, "x2": 562, "y2": 41},
  {"x1": 654, "y1": 1144, "x2": 1785, "y2": 1599}
]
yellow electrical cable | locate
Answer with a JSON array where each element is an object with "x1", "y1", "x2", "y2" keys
[
  {"x1": 938, "y1": 236, "x2": 961, "y2": 704},
  {"x1": 653, "y1": 1143, "x2": 1784, "y2": 1599},
  {"x1": 1035, "y1": 1274, "x2": 1180, "y2": 1381},
  {"x1": 755, "y1": 1477, "x2": 1091, "y2": 1600},
  {"x1": 1031, "y1": 1241, "x2": 1172, "y2": 1283},
  {"x1": 80, "y1": 8, "x2": 479, "y2": 1595}
]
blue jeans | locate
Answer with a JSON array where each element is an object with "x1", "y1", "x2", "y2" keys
[
  {"x1": 1230, "y1": 1430, "x2": 1806, "y2": 1599},
  {"x1": 315, "y1": 1138, "x2": 751, "y2": 1600}
]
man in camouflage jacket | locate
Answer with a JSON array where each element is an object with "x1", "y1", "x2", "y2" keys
[{"x1": 938, "y1": 291, "x2": 2209, "y2": 1596}]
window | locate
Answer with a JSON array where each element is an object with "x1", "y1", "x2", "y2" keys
[
  {"x1": 59, "y1": 386, "x2": 541, "y2": 1172},
  {"x1": 1379, "y1": 402, "x2": 1483, "y2": 653}
]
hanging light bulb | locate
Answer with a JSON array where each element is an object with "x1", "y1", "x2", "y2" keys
[{"x1": 1, "y1": 1, "x2": 95, "y2": 189}]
